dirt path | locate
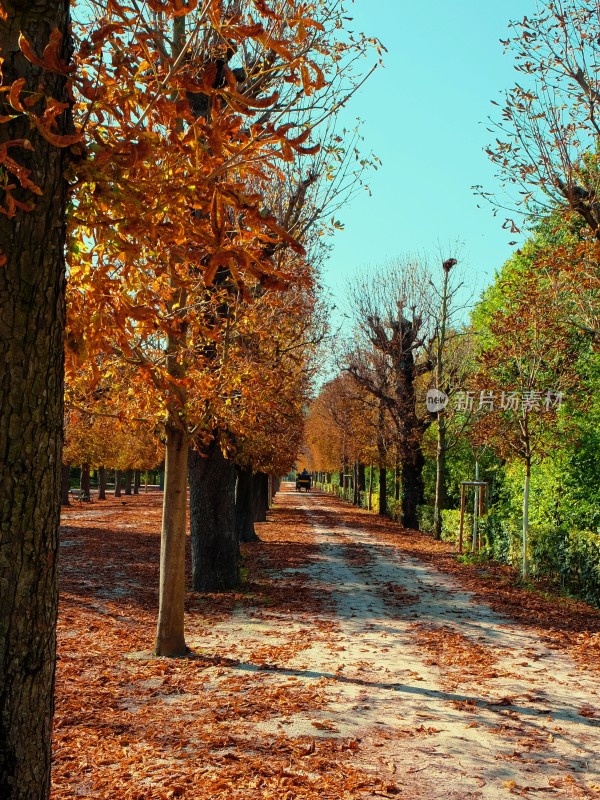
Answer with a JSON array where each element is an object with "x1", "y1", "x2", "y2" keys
[{"x1": 53, "y1": 485, "x2": 600, "y2": 799}]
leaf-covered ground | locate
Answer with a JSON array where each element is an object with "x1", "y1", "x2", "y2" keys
[{"x1": 54, "y1": 486, "x2": 600, "y2": 799}]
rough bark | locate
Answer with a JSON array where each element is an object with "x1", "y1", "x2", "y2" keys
[
  {"x1": 522, "y1": 458, "x2": 531, "y2": 580},
  {"x1": 189, "y1": 441, "x2": 239, "y2": 592},
  {"x1": 378, "y1": 464, "x2": 387, "y2": 516},
  {"x1": 155, "y1": 424, "x2": 189, "y2": 656},
  {"x1": 392, "y1": 330, "x2": 426, "y2": 529},
  {"x1": 357, "y1": 463, "x2": 366, "y2": 493},
  {"x1": 114, "y1": 470, "x2": 122, "y2": 498},
  {"x1": 376, "y1": 405, "x2": 387, "y2": 517},
  {"x1": 0, "y1": 1, "x2": 72, "y2": 795},
  {"x1": 400, "y1": 450, "x2": 425, "y2": 530},
  {"x1": 124, "y1": 468, "x2": 133, "y2": 496},
  {"x1": 235, "y1": 466, "x2": 259, "y2": 543},
  {"x1": 253, "y1": 472, "x2": 269, "y2": 523},
  {"x1": 97, "y1": 466, "x2": 107, "y2": 501},
  {"x1": 270, "y1": 475, "x2": 279, "y2": 501},
  {"x1": 133, "y1": 469, "x2": 141, "y2": 495}
]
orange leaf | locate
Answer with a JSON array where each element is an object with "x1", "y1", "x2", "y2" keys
[
  {"x1": 43, "y1": 28, "x2": 74, "y2": 74},
  {"x1": 210, "y1": 189, "x2": 225, "y2": 243},
  {"x1": 32, "y1": 119, "x2": 82, "y2": 147},
  {"x1": 18, "y1": 34, "x2": 47, "y2": 70},
  {"x1": 8, "y1": 78, "x2": 26, "y2": 113},
  {"x1": 77, "y1": 79, "x2": 101, "y2": 102}
]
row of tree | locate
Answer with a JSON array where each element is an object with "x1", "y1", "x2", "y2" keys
[
  {"x1": 305, "y1": 0, "x2": 600, "y2": 591},
  {"x1": 0, "y1": 0, "x2": 379, "y2": 796},
  {"x1": 305, "y1": 222, "x2": 592, "y2": 583}
]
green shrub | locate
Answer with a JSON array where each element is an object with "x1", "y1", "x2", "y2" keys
[
  {"x1": 527, "y1": 524, "x2": 568, "y2": 583},
  {"x1": 564, "y1": 528, "x2": 600, "y2": 605},
  {"x1": 417, "y1": 504, "x2": 435, "y2": 534},
  {"x1": 478, "y1": 513, "x2": 519, "y2": 565},
  {"x1": 441, "y1": 509, "x2": 463, "y2": 544},
  {"x1": 387, "y1": 497, "x2": 403, "y2": 522}
]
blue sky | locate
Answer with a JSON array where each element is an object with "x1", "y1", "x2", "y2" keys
[{"x1": 321, "y1": 0, "x2": 538, "y2": 315}]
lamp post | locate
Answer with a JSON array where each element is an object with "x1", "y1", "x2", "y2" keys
[{"x1": 433, "y1": 257, "x2": 457, "y2": 539}]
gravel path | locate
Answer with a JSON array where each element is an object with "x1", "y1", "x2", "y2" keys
[{"x1": 187, "y1": 486, "x2": 600, "y2": 799}]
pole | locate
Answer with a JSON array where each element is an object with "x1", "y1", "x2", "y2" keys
[
  {"x1": 471, "y1": 462, "x2": 479, "y2": 552},
  {"x1": 459, "y1": 485, "x2": 466, "y2": 554}
]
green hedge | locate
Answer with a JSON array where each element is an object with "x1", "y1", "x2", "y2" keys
[{"x1": 440, "y1": 505, "x2": 600, "y2": 604}]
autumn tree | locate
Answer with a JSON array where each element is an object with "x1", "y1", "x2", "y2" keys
[
  {"x1": 64, "y1": 1, "x2": 378, "y2": 652},
  {"x1": 231, "y1": 282, "x2": 325, "y2": 543},
  {"x1": 0, "y1": 1, "x2": 74, "y2": 797},
  {"x1": 305, "y1": 372, "x2": 381, "y2": 501},
  {"x1": 484, "y1": 0, "x2": 600, "y2": 238},
  {"x1": 184, "y1": 13, "x2": 378, "y2": 592},
  {"x1": 63, "y1": 410, "x2": 161, "y2": 494},
  {"x1": 345, "y1": 260, "x2": 436, "y2": 528}
]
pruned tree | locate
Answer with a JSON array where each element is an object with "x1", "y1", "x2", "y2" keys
[{"x1": 344, "y1": 260, "x2": 436, "y2": 528}]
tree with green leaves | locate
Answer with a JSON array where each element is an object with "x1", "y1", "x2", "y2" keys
[{"x1": 470, "y1": 261, "x2": 580, "y2": 577}]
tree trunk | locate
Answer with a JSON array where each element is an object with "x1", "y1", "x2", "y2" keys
[
  {"x1": 353, "y1": 461, "x2": 361, "y2": 506},
  {"x1": 357, "y1": 462, "x2": 365, "y2": 493},
  {"x1": 401, "y1": 448, "x2": 425, "y2": 529},
  {"x1": 522, "y1": 459, "x2": 531, "y2": 579},
  {"x1": 155, "y1": 424, "x2": 189, "y2": 656},
  {"x1": 367, "y1": 463, "x2": 373, "y2": 511},
  {"x1": 124, "y1": 468, "x2": 133, "y2": 496},
  {"x1": 236, "y1": 466, "x2": 259, "y2": 543},
  {"x1": 271, "y1": 475, "x2": 280, "y2": 501},
  {"x1": 376, "y1": 403, "x2": 387, "y2": 516},
  {"x1": 0, "y1": 1, "x2": 72, "y2": 794},
  {"x1": 253, "y1": 472, "x2": 269, "y2": 523},
  {"x1": 189, "y1": 441, "x2": 239, "y2": 592},
  {"x1": 394, "y1": 460, "x2": 401, "y2": 501},
  {"x1": 114, "y1": 470, "x2": 122, "y2": 498},
  {"x1": 133, "y1": 469, "x2": 141, "y2": 495},
  {"x1": 61, "y1": 464, "x2": 71, "y2": 506},
  {"x1": 378, "y1": 463, "x2": 387, "y2": 516},
  {"x1": 98, "y1": 466, "x2": 107, "y2": 501},
  {"x1": 80, "y1": 463, "x2": 91, "y2": 499}
]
